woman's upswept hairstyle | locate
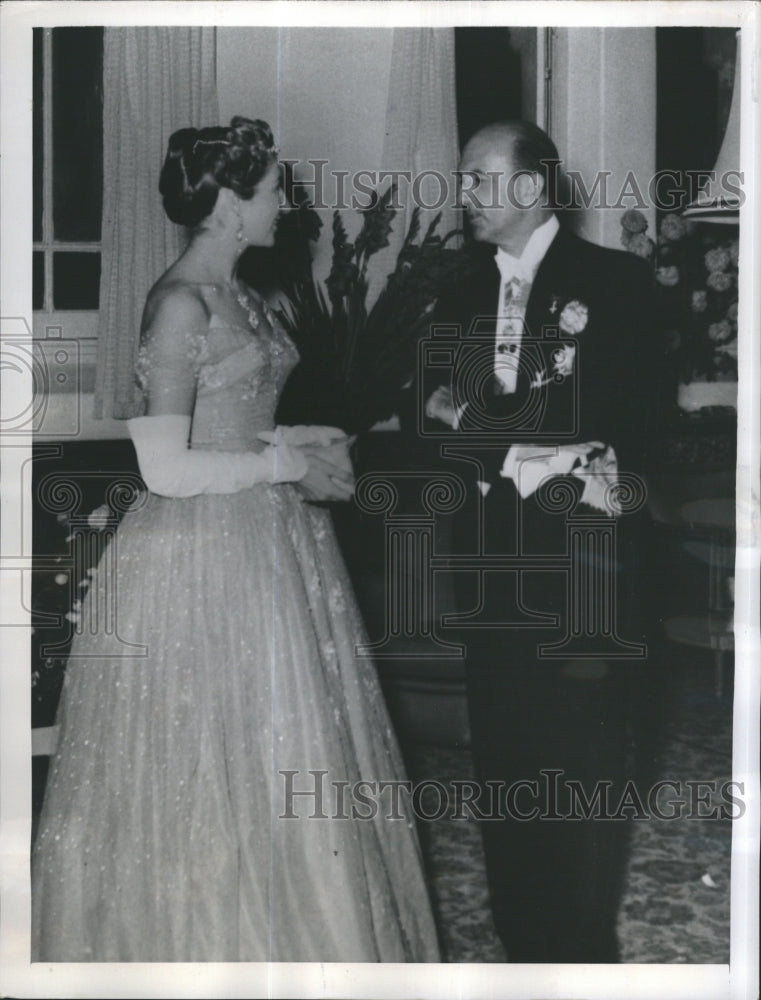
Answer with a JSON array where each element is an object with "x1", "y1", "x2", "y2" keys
[{"x1": 159, "y1": 116, "x2": 277, "y2": 228}]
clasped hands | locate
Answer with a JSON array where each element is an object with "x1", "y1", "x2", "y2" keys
[{"x1": 257, "y1": 425, "x2": 356, "y2": 502}]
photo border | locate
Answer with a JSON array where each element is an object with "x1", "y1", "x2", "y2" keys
[{"x1": 1, "y1": 3, "x2": 758, "y2": 998}]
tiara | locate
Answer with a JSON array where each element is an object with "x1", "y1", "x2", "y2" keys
[
  {"x1": 192, "y1": 138, "x2": 231, "y2": 155},
  {"x1": 191, "y1": 137, "x2": 280, "y2": 156}
]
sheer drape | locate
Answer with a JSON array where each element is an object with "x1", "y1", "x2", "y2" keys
[
  {"x1": 94, "y1": 27, "x2": 458, "y2": 415},
  {"x1": 94, "y1": 27, "x2": 218, "y2": 419},
  {"x1": 372, "y1": 28, "x2": 461, "y2": 286}
]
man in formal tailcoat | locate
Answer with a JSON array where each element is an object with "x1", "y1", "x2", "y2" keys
[{"x1": 423, "y1": 121, "x2": 660, "y2": 963}]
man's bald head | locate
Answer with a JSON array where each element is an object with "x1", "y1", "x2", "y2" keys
[
  {"x1": 459, "y1": 121, "x2": 560, "y2": 253},
  {"x1": 463, "y1": 121, "x2": 560, "y2": 208}
]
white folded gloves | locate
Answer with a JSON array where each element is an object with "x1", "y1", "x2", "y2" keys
[
  {"x1": 127, "y1": 414, "x2": 309, "y2": 498},
  {"x1": 500, "y1": 442, "x2": 620, "y2": 515}
]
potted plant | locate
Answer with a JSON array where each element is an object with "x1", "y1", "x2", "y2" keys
[{"x1": 266, "y1": 185, "x2": 477, "y2": 433}]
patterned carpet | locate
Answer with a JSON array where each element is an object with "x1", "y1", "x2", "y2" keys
[
  {"x1": 30, "y1": 648, "x2": 733, "y2": 965},
  {"x1": 404, "y1": 648, "x2": 733, "y2": 964}
]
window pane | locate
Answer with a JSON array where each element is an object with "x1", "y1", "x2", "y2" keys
[
  {"x1": 656, "y1": 28, "x2": 736, "y2": 189},
  {"x1": 33, "y1": 29, "x2": 43, "y2": 242},
  {"x1": 53, "y1": 252, "x2": 100, "y2": 309},
  {"x1": 33, "y1": 252, "x2": 45, "y2": 310},
  {"x1": 52, "y1": 27, "x2": 103, "y2": 241},
  {"x1": 455, "y1": 28, "x2": 522, "y2": 148}
]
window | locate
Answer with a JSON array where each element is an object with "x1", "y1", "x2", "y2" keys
[
  {"x1": 656, "y1": 27, "x2": 737, "y2": 207},
  {"x1": 455, "y1": 28, "x2": 539, "y2": 149},
  {"x1": 33, "y1": 27, "x2": 103, "y2": 341}
]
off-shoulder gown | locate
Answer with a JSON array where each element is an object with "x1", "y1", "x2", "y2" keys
[{"x1": 32, "y1": 294, "x2": 440, "y2": 962}]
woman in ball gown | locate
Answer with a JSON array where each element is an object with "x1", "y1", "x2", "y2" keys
[{"x1": 32, "y1": 116, "x2": 440, "y2": 963}]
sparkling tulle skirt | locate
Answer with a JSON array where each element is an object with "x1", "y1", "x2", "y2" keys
[{"x1": 32, "y1": 484, "x2": 439, "y2": 962}]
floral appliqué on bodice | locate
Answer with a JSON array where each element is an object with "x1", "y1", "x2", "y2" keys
[{"x1": 134, "y1": 287, "x2": 299, "y2": 453}]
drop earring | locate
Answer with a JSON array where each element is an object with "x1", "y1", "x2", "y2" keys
[{"x1": 232, "y1": 199, "x2": 244, "y2": 243}]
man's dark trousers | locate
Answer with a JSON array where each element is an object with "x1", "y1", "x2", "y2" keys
[{"x1": 429, "y1": 227, "x2": 661, "y2": 962}]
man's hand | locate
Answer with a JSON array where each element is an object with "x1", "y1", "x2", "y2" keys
[
  {"x1": 296, "y1": 441, "x2": 356, "y2": 503},
  {"x1": 425, "y1": 385, "x2": 458, "y2": 428}
]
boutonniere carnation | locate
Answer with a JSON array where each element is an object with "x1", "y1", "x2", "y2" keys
[{"x1": 558, "y1": 299, "x2": 589, "y2": 335}]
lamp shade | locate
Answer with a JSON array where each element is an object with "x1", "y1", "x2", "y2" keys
[{"x1": 682, "y1": 31, "x2": 741, "y2": 223}]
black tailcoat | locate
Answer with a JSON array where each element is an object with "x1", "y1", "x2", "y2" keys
[{"x1": 425, "y1": 224, "x2": 661, "y2": 963}]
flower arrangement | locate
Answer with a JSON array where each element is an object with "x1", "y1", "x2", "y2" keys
[
  {"x1": 268, "y1": 187, "x2": 477, "y2": 433},
  {"x1": 620, "y1": 209, "x2": 738, "y2": 386}
]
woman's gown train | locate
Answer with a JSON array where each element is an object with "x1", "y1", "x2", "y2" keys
[{"x1": 32, "y1": 305, "x2": 440, "y2": 962}]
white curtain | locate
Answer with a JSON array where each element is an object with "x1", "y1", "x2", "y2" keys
[
  {"x1": 94, "y1": 27, "x2": 218, "y2": 419},
  {"x1": 372, "y1": 28, "x2": 461, "y2": 288}
]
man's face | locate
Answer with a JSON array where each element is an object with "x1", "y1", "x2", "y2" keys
[{"x1": 458, "y1": 135, "x2": 537, "y2": 248}]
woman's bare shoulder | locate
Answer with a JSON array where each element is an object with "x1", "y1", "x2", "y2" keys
[{"x1": 141, "y1": 277, "x2": 212, "y2": 341}]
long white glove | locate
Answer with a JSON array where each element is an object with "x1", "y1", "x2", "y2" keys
[{"x1": 127, "y1": 414, "x2": 309, "y2": 498}]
